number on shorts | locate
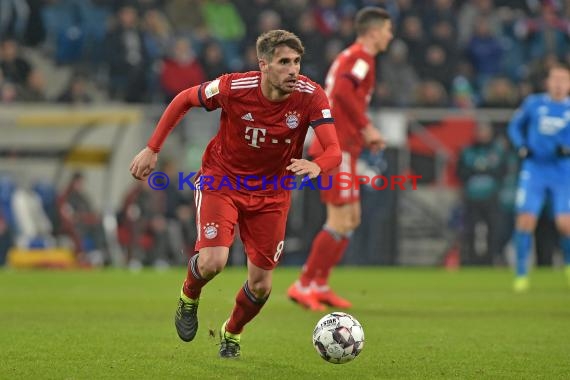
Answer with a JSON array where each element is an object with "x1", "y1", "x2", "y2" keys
[{"x1": 273, "y1": 240, "x2": 284, "y2": 262}]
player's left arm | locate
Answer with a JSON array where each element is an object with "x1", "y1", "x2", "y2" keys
[
  {"x1": 311, "y1": 122, "x2": 342, "y2": 173},
  {"x1": 287, "y1": 87, "x2": 341, "y2": 178},
  {"x1": 557, "y1": 117, "x2": 570, "y2": 157},
  {"x1": 331, "y1": 59, "x2": 384, "y2": 151},
  {"x1": 507, "y1": 96, "x2": 532, "y2": 158},
  {"x1": 288, "y1": 122, "x2": 342, "y2": 178}
]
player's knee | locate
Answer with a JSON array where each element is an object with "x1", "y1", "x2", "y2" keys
[
  {"x1": 198, "y1": 253, "x2": 226, "y2": 277},
  {"x1": 516, "y1": 214, "x2": 536, "y2": 232},
  {"x1": 247, "y1": 280, "x2": 271, "y2": 299},
  {"x1": 556, "y1": 220, "x2": 570, "y2": 236},
  {"x1": 343, "y1": 220, "x2": 356, "y2": 234},
  {"x1": 325, "y1": 219, "x2": 345, "y2": 236}
]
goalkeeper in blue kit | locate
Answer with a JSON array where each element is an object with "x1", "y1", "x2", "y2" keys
[{"x1": 507, "y1": 63, "x2": 570, "y2": 292}]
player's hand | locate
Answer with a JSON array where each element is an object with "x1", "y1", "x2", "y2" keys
[
  {"x1": 287, "y1": 158, "x2": 321, "y2": 179},
  {"x1": 362, "y1": 124, "x2": 386, "y2": 153},
  {"x1": 517, "y1": 146, "x2": 532, "y2": 159},
  {"x1": 129, "y1": 147, "x2": 158, "y2": 180}
]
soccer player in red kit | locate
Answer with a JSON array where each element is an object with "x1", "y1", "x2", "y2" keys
[
  {"x1": 129, "y1": 30, "x2": 341, "y2": 358},
  {"x1": 288, "y1": 7, "x2": 393, "y2": 311}
]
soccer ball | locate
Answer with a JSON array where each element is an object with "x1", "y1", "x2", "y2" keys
[{"x1": 312, "y1": 312, "x2": 365, "y2": 364}]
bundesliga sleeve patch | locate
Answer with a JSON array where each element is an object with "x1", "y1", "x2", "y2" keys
[
  {"x1": 205, "y1": 79, "x2": 220, "y2": 99},
  {"x1": 351, "y1": 58, "x2": 369, "y2": 80},
  {"x1": 322, "y1": 109, "x2": 332, "y2": 118}
]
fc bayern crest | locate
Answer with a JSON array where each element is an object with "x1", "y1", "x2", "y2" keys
[
  {"x1": 285, "y1": 111, "x2": 300, "y2": 129},
  {"x1": 203, "y1": 222, "x2": 219, "y2": 239}
]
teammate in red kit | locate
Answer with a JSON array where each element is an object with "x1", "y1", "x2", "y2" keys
[
  {"x1": 288, "y1": 7, "x2": 393, "y2": 311},
  {"x1": 129, "y1": 30, "x2": 341, "y2": 358}
]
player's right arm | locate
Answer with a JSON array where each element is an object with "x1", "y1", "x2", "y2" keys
[
  {"x1": 130, "y1": 79, "x2": 225, "y2": 180},
  {"x1": 507, "y1": 96, "x2": 532, "y2": 158}
]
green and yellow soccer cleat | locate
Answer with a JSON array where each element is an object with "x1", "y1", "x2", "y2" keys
[
  {"x1": 174, "y1": 290, "x2": 199, "y2": 342},
  {"x1": 219, "y1": 320, "x2": 241, "y2": 359},
  {"x1": 513, "y1": 276, "x2": 530, "y2": 293}
]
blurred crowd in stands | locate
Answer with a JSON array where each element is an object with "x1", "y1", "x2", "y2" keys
[
  {"x1": 0, "y1": 0, "x2": 569, "y2": 107},
  {"x1": 0, "y1": 163, "x2": 196, "y2": 268}
]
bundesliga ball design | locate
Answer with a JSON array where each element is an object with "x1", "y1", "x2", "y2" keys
[{"x1": 312, "y1": 312, "x2": 365, "y2": 364}]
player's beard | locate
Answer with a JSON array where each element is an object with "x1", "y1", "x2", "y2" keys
[{"x1": 272, "y1": 78, "x2": 295, "y2": 96}]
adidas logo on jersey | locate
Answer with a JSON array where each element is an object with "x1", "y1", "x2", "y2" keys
[{"x1": 241, "y1": 113, "x2": 254, "y2": 121}]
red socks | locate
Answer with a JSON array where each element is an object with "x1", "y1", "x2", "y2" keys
[
  {"x1": 182, "y1": 255, "x2": 269, "y2": 335},
  {"x1": 182, "y1": 254, "x2": 209, "y2": 300},
  {"x1": 226, "y1": 282, "x2": 269, "y2": 334},
  {"x1": 300, "y1": 228, "x2": 349, "y2": 288}
]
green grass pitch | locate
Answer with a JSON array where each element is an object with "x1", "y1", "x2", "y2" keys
[{"x1": 1, "y1": 267, "x2": 569, "y2": 379}]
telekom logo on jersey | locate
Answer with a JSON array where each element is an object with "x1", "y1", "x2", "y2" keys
[
  {"x1": 147, "y1": 171, "x2": 421, "y2": 192},
  {"x1": 245, "y1": 127, "x2": 268, "y2": 148},
  {"x1": 244, "y1": 127, "x2": 293, "y2": 148}
]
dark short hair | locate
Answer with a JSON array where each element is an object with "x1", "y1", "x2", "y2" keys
[
  {"x1": 549, "y1": 62, "x2": 570, "y2": 75},
  {"x1": 355, "y1": 7, "x2": 391, "y2": 36},
  {"x1": 256, "y1": 29, "x2": 304, "y2": 61}
]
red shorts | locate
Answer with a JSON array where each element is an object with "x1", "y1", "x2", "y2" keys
[
  {"x1": 319, "y1": 151, "x2": 359, "y2": 205},
  {"x1": 193, "y1": 186, "x2": 290, "y2": 270}
]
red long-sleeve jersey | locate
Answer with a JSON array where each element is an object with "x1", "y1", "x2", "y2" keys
[
  {"x1": 309, "y1": 42, "x2": 376, "y2": 158},
  {"x1": 147, "y1": 71, "x2": 341, "y2": 195}
]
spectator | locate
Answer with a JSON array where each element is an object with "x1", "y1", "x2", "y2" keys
[
  {"x1": 116, "y1": 180, "x2": 171, "y2": 270},
  {"x1": 161, "y1": 160, "x2": 195, "y2": 262},
  {"x1": 458, "y1": 0, "x2": 502, "y2": 47},
  {"x1": 0, "y1": 0, "x2": 30, "y2": 42},
  {"x1": 0, "y1": 68, "x2": 17, "y2": 103},
  {"x1": 418, "y1": 44, "x2": 453, "y2": 90},
  {"x1": 241, "y1": 45, "x2": 260, "y2": 72},
  {"x1": 430, "y1": 20, "x2": 458, "y2": 65},
  {"x1": 199, "y1": 40, "x2": 230, "y2": 81},
  {"x1": 379, "y1": 38, "x2": 419, "y2": 107},
  {"x1": 399, "y1": 15, "x2": 427, "y2": 69},
  {"x1": 527, "y1": 53, "x2": 559, "y2": 92},
  {"x1": 451, "y1": 76, "x2": 477, "y2": 109},
  {"x1": 142, "y1": 9, "x2": 173, "y2": 63},
  {"x1": 466, "y1": 17, "x2": 504, "y2": 90},
  {"x1": 335, "y1": 10, "x2": 356, "y2": 48},
  {"x1": 57, "y1": 73, "x2": 93, "y2": 104},
  {"x1": 496, "y1": 136, "x2": 519, "y2": 263},
  {"x1": 163, "y1": 0, "x2": 206, "y2": 39},
  {"x1": 518, "y1": 2, "x2": 570, "y2": 62},
  {"x1": 234, "y1": 0, "x2": 274, "y2": 43},
  {"x1": 200, "y1": 0, "x2": 246, "y2": 70},
  {"x1": 311, "y1": 0, "x2": 341, "y2": 37},
  {"x1": 421, "y1": 0, "x2": 456, "y2": 36},
  {"x1": 456, "y1": 122, "x2": 506, "y2": 265},
  {"x1": 0, "y1": 38, "x2": 32, "y2": 86},
  {"x1": 450, "y1": 61, "x2": 477, "y2": 108},
  {"x1": 257, "y1": 10, "x2": 282, "y2": 36},
  {"x1": 480, "y1": 77, "x2": 520, "y2": 108},
  {"x1": 58, "y1": 172, "x2": 108, "y2": 265},
  {"x1": 159, "y1": 37, "x2": 206, "y2": 102},
  {"x1": 17, "y1": 68, "x2": 46, "y2": 102},
  {"x1": 105, "y1": 6, "x2": 149, "y2": 102},
  {"x1": 414, "y1": 80, "x2": 449, "y2": 107},
  {"x1": 295, "y1": 11, "x2": 326, "y2": 82}
]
